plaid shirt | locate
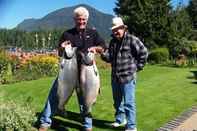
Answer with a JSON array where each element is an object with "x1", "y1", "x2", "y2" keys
[{"x1": 102, "y1": 32, "x2": 148, "y2": 83}]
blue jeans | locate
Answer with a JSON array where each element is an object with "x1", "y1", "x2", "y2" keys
[
  {"x1": 39, "y1": 77, "x2": 92, "y2": 129},
  {"x1": 112, "y1": 79, "x2": 136, "y2": 129}
]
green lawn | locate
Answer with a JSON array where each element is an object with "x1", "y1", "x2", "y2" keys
[{"x1": 0, "y1": 65, "x2": 197, "y2": 131}]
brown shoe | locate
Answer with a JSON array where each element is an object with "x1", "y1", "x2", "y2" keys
[{"x1": 38, "y1": 126, "x2": 48, "y2": 131}]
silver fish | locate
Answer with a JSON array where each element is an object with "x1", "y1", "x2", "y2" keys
[
  {"x1": 57, "y1": 45, "x2": 78, "y2": 112},
  {"x1": 57, "y1": 47, "x2": 100, "y2": 116},
  {"x1": 79, "y1": 51, "x2": 100, "y2": 114}
]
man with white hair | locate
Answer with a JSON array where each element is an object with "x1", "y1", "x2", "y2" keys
[
  {"x1": 101, "y1": 17, "x2": 148, "y2": 131},
  {"x1": 38, "y1": 6, "x2": 106, "y2": 131}
]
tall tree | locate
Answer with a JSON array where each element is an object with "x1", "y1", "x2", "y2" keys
[
  {"x1": 187, "y1": 0, "x2": 197, "y2": 29},
  {"x1": 114, "y1": 0, "x2": 172, "y2": 49},
  {"x1": 171, "y1": 4, "x2": 192, "y2": 39}
]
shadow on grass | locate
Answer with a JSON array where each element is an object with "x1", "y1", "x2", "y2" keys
[
  {"x1": 190, "y1": 71, "x2": 197, "y2": 79},
  {"x1": 35, "y1": 111, "x2": 123, "y2": 131},
  {"x1": 188, "y1": 71, "x2": 197, "y2": 84},
  {"x1": 192, "y1": 81, "x2": 197, "y2": 84},
  {"x1": 51, "y1": 118, "x2": 81, "y2": 131}
]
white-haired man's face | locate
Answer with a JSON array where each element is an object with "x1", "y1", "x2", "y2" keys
[{"x1": 74, "y1": 15, "x2": 88, "y2": 30}]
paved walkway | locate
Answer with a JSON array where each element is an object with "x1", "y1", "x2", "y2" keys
[
  {"x1": 173, "y1": 112, "x2": 197, "y2": 131},
  {"x1": 157, "y1": 106, "x2": 197, "y2": 131}
]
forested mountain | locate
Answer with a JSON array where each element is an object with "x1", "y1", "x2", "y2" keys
[{"x1": 16, "y1": 4, "x2": 113, "y2": 39}]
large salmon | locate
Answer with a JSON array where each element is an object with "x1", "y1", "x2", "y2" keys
[
  {"x1": 79, "y1": 51, "x2": 100, "y2": 114},
  {"x1": 57, "y1": 43, "x2": 78, "y2": 112},
  {"x1": 56, "y1": 46, "x2": 100, "y2": 117}
]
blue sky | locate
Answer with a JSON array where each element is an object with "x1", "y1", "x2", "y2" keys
[{"x1": 0, "y1": 0, "x2": 189, "y2": 29}]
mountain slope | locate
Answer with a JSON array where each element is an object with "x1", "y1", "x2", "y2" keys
[{"x1": 16, "y1": 4, "x2": 113, "y2": 39}]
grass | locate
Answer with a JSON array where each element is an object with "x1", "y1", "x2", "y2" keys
[{"x1": 0, "y1": 65, "x2": 197, "y2": 131}]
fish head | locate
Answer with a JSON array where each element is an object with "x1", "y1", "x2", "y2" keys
[
  {"x1": 81, "y1": 51, "x2": 95, "y2": 66},
  {"x1": 64, "y1": 45, "x2": 76, "y2": 59}
]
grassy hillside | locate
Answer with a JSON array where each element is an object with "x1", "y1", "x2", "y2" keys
[{"x1": 0, "y1": 65, "x2": 197, "y2": 131}]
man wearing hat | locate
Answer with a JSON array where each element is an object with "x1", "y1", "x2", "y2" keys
[{"x1": 101, "y1": 17, "x2": 148, "y2": 131}]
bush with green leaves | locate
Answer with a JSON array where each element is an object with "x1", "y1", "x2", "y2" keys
[
  {"x1": 0, "y1": 96, "x2": 36, "y2": 131},
  {"x1": 0, "y1": 49, "x2": 13, "y2": 84},
  {"x1": 148, "y1": 48, "x2": 169, "y2": 64},
  {"x1": 13, "y1": 65, "x2": 43, "y2": 82},
  {"x1": 27, "y1": 55, "x2": 58, "y2": 77}
]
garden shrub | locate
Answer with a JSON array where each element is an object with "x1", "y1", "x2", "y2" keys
[
  {"x1": 13, "y1": 65, "x2": 43, "y2": 81},
  {"x1": 0, "y1": 95, "x2": 36, "y2": 131},
  {"x1": 175, "y1": 54, "x2": 187, "y2": 67},
  {"x1": 148, "y1": 48, "x2": 169, "y2": 64},
  {"x1": 188, "y1": 41, "x2": 197, "y2": 66},
  {"x1": 27, "y1": 54, "x2": 58, "y2": 77},
  {"x1": 9, "y1": 54, "x2": 20, "y2": 73},
  {"x1": 172, "y1": 40, "x2": 197, "y2": 67},
  {"x1": 0, "y1": 49, "x2": 13, "y2": 84}
]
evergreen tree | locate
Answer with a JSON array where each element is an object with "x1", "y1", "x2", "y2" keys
[
  {"x1": 171, "y1": 4, "x2": 192, "y2": 39},
  {"x1": 114, "y1": 0, "x2": 172, "y2": 49},
  {"x1": 0, "y1": 29, "x2": 63, "y2": 50},
  {"x1": 187, "y1": 0, "x2": 197, "y2": 29}
]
